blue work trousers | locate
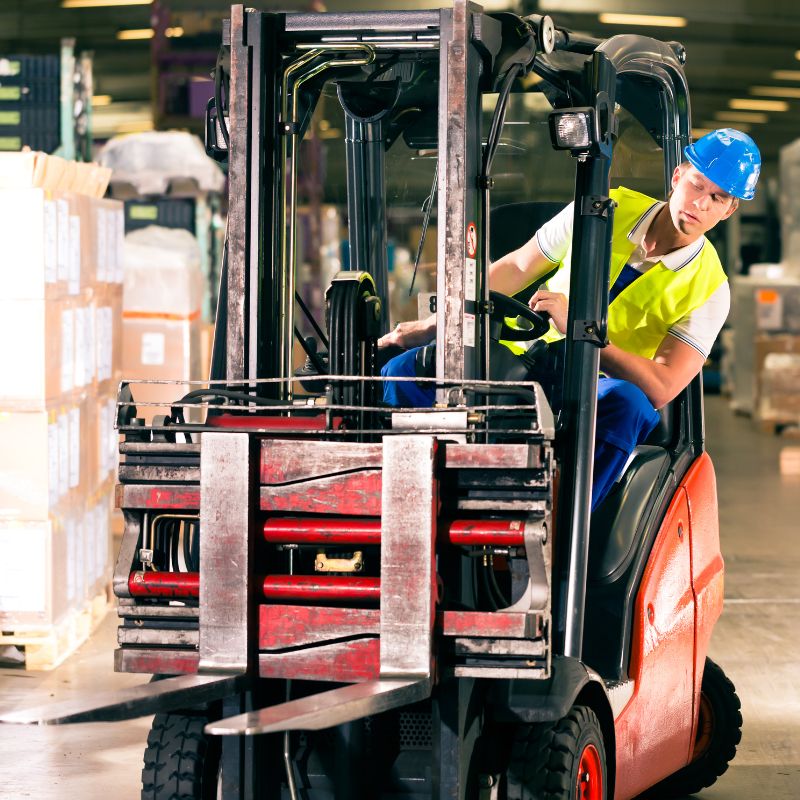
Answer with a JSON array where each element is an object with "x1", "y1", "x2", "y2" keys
[{"x1": 381, "y1": 346, "x2": 660, "y2": 510}]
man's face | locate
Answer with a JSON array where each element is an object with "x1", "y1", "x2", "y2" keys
[{"x1": 668, "y1": 164, "x2": 738, "y2": 239}]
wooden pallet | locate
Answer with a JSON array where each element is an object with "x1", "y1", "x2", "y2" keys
[{"x1": 0, "y1": 589, "x2": 109, "y2": 670}]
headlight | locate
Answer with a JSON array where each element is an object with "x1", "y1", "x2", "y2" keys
[{"x1": 548, "y1": 108, "x2": 595, "y2": 152}]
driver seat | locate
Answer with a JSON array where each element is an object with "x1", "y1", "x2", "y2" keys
[{"x1": 490, "y1": 201, "x2": 566, "y2": 303}]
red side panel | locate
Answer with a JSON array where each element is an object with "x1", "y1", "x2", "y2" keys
[
  {"x1": 614, "y1": 486, "x2": 695, "y2": 800},
  {"x1": 681, "y1": 452, "x2": 724, "y2": 759},
  {"x1": 259, "y1": 605, "x2": 381, "y2": 650},
  {"x1": 258, "y1": 639, "x2": 380, "y2": 682},
  {"x1": 260, "y1": 471, "x2": 383, "y2": 515}
]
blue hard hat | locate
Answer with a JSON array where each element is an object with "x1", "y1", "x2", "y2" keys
[{"x1": 684, "y1": 128, "x2": 761, "y2": 200}]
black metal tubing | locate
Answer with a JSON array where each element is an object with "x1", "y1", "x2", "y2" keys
[
  {"x1": 554, "y1": 36, "x2": 692, "y2": 660},
  {"x1": 594, "y1": 34, "x2": 691, "y2": 186},
  {"x1": 555, "y1": 50, "x2": 617, "y2": 661},
  {"x1": 338, "y1": 85, "x2": 394, "y2": 328}
]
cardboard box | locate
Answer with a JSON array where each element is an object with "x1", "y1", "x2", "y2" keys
[
  {"x1": 0, "y1": 187, "x2": 63, "y2": 300},
  {"x1": 0, "y1": 392, "x2": 95, "y2": 521},
  {"x1": 93, "y1": 390, "x2": 119, "y2": 494},
  {"x1": 95, "y1": 198, "x2": 125, "y2": 285},
  {"x1": 760, "y1": 352, "x2": 800, "y2": 422},
  {"x1": 94, "y1": 283, "x2": 123, "y2": 396},
  {"x1": 0, "y1": 518, "x2": 70, "y2": 628},
  {"x1": 0, "y1": 295, "x2": 72, "y2": 407},
  {"x1": 0, "y1": 289, "x2": 103, "y2": 408},
  {"x1": 122, "y1": 315, "x2": 202, "y2": 422},
  {"x1": 753, "y1": 335, "x2": 800, "y2": 418},
  {"x1": 86, "y1": 488, "x2": 114, "y2": 600}
]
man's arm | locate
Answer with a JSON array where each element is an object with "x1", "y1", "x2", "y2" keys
[
  {"x1": 379, "y1": 236, "x2": 558, "y2": 349},
  {"x1": 528, "y1": 289, "x2": 705, "y2": 409},
  {"x1": 487, "y1": 236, "x2": 558, "y2": 296},
  {"x1": 599, "y1": 335, "x2": 706, "y2": 409}
]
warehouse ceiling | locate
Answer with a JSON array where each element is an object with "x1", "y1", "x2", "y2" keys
[{"x1": 3, "y1": 0, "x2": 800, "y2": 174}]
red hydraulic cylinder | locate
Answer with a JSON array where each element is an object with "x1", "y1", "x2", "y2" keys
[
  {"x1": 261, "y1": 517, "x2": 526, "y2": 547},
  {"x1": 129, "y1": 570, "x2": 200, "y2": 598},
  {"x1": 261, "y1": 575, "x2": 380, "y2": 602},
  {"x1": 446, "y1": 519, "x2": 525, "y2": 546},
  {"x1": 263, "y1": 518, "x2": 381, "y2": 545},
  {"x1": 128, "y1": 571, "x2": 380, "y2": 602}
]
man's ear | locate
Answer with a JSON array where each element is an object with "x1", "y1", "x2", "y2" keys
[
  {"x1": 723, "y1": 198, "x2": 739, "y2": 220},
  {"x1": 671, "y1": 163, "x2": 684, "y2": 191}
]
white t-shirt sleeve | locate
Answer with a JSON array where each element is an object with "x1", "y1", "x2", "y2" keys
[
  {"x1": 666, "y1": 281, "x2": 730, "y2": 359},
  {"x1": 535, "y1": 201, "x2": 575, "y2": 264}
]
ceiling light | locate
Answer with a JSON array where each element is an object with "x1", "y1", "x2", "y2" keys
[
  {"x1": 713, "y1": 110, "x2": 768, "y2": 124},
  {"x1": 598, "y1": 13, "x2": 687, "y2": 28},
  {"x1": 749, "y1": 86, "x2": 800, "y2": 98},
  {"x1": 117, "y1": 29, "x2": 153, "y2": 40},
  {"x1": 772, "y1": 70, "x2": 800, "y2": 81},
  {"x1": 704, "y1": 121, "x2": 752, "y2": 133},
  {"x1": 166, "y1": 27, "x2": 183, "y2": 38},
  {"x1": 91, "y1": 94, "x2": 112, "y2": 106},
  {"x1": 63, "y1": 0, "x2": 151, "y2": 7},
  {"x1": 729, "y1": 98, "x2": 789, "y2": 112},
  {"x1": 796, "y1": 50, "x2": 800, "y2": 61}
]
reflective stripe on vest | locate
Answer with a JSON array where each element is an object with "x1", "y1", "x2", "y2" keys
[{"x1": 539, "y1": 187, "x2": 727, "y2": 359}]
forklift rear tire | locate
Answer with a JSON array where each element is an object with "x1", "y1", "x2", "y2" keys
[
  {"x1": 141, "y1": 712, "x2": 221, "y2": 800},
  {"x1": 505, "y1": 704, "x2": 607, "y2": 799},
  {"x1": 644, "y1": 658, "x2": 742, "y2": 798}
]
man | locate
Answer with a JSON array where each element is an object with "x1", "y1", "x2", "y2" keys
[{"x1": 379, "y1": 128, "x2": 761, "y2": 509}]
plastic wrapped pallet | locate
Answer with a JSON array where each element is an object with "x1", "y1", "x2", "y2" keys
[
  {"x1": 759, "y1": 353, "x2": 800, "y2": 424},
  {"x1": 122, "y1": 225, "x2": 205, "y2": 422},
  {"x1": 729, "y1": 273, "x2": 800, "y2": 414},
  {"x1": 98, "y1": 131, "x2": 225, "y2": 197},
  {"x1": 779, "y1": 139, "x2": 800, "y2": 266},
  {"x1": 0, "y1": 151, "x2": 122, "y2": 650}
]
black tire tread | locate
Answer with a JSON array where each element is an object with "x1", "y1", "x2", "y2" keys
[
  {"x1": 141, "y1": 713, "x2": 215, "y2": 800},
  {"x1": 643, "y1": 658, "x2": 742, "y2": 799},
  {"x1": 507, "y1": 705, "x2": 607, "y2": 800}
]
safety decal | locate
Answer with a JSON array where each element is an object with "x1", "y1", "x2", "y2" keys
[{"x1": 466, "y1": 222, "x2": 477, "y2": 258}]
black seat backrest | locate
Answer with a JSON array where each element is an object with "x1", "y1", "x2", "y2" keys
[
  {"x1": 588, "y1": 445, "x2": 671, "y2": 582},
  {"x1": 643, "y1": 402, "x2": 674, "y2": 448},
  {"x1": 490, "y1": 202, "x2": 567, "y2": 303},
  {"x1": 489, "y1": 201, "x2": 568, "y2": 261}
]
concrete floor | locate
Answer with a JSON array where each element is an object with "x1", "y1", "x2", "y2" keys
[{"x1": 0, "y1": 395, "x2": 797, "y2": 799}]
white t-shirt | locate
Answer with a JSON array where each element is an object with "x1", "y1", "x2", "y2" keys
[{"x1": 535, "y1": 200, "x2": 730, "y2": 358}]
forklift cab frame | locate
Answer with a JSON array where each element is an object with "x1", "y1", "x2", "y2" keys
[{"x1": 3, "y1": 5, "x2": 729, "y2": 800}]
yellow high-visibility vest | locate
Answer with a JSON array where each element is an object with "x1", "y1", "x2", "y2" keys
[{"x1": 540, "y1": 187, "x2": 727, "y2": 359}]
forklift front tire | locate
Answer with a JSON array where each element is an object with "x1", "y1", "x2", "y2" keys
[
  {"x1": 506, "y1": 704, "x2": 607, "y2": 800},
  {"x1": 141, "y1": 712, "x2": 221, "y2": 800},
  {"x1": 644, "y1": 658, "x2": 742, "y2": 799}
]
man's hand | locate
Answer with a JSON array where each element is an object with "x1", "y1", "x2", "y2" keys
[
  {"x1": 529, "y1": 290, "x2": 567, "y2": 334},
  {"x1": 378, "y1": 316, "x2": 436, "y2": 350}
]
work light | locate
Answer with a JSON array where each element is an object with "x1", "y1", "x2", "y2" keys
[{"x1": 548, "y1": 108, "x2": 596, "y2": 152}]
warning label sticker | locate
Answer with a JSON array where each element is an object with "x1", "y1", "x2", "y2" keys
[{"x1": 466, "y1": 222, "x2": 477, "y2": 258}]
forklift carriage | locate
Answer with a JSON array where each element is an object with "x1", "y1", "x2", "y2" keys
[{"x1": 2, "y1": 4, "x2": 742, "y2": 799}]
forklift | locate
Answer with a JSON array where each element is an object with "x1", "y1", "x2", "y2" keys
[{"x1": 2, "y1": 4, "x2": 742, "y2": 799}]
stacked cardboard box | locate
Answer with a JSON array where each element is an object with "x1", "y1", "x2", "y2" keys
[
  {"x1": 0, "y1": 151, "x2": 123, "y2": 634},
  {"x1": 760, "y1": 352, "x2": 800, "y2": 424},
  {"x1": 121, "y1": 225, "x2": 204, "y2": 422},
  {"x1": 729, "y1": 273, "x2": 800, "y2": 417}
]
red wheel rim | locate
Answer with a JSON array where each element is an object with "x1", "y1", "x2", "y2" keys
[
  {"x1": 575, "y1": 743, "x2": 603, "y2": 800},
  {"x1": 691, "y1": 693, "x2": 715, "y2": 762}
]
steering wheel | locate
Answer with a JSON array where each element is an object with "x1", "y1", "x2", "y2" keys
[{"x1": 489, "y1": 290, "x2": 551, "y2": 341}]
